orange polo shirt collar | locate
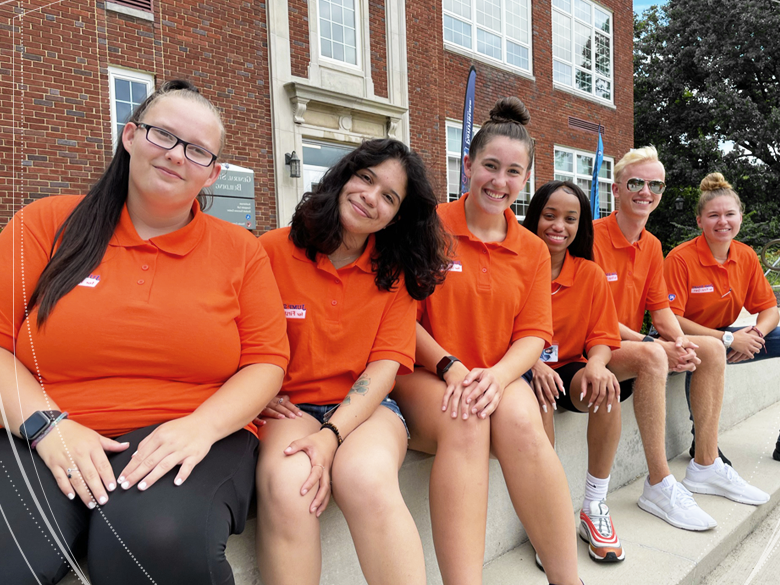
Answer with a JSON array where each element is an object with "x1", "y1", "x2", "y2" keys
[
  {"x1": 552, "y1": 250, "x2": 576, "y2": 289},
  {"x1": 110, "y1": 200, "x2": 206, "y2": 257},
  {"x1": 290, "y1": 234, "x2": 376, "y2": 274},
  {"x1": 695, "y1": 233, "x2": 734, "y2": 268},
  {"x1": 446, "y1": 194, "x2": 521, "y2": 255},
  {"x1": 604, "y1": 210, "x2": 650, "y2": 251}
]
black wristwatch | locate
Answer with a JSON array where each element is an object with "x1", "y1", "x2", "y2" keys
[
  {"x1": 19, "y1": 410, "x2": 63, "y2": 442},
  {"x1": 436, "y1": 355, "x2": 461, "y2": 380}
]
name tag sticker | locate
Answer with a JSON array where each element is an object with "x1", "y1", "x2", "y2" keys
[
  {"x1": 78, "y1": 274, "x2": 101, "y2": 288},
  {"x1": 691, "y1": 285, "x2": 714, "y2": 294},
  {"x1": 284, "y1": 304, "x2": 306, "y2": 319},
  {"x1": 541, "y1": 343, "x2": 559, "y2": 363},
  {"x1": 606, "y1": 272, "x2": 618, "y2": 282},
  {"x1": 449, "y1": 261, "x2": 463, "y2": 273}
]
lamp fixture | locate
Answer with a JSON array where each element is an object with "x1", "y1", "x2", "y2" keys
[
  {"x1": 674, "y1": 195, "x2": 685, "y2": 211},
  {"x1": 285, "y1": 151, "x2": 301, "y2": 178}
]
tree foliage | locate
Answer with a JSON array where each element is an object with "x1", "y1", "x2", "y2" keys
[{"x1": 634, "y1": 0, "x2": 780, "y2": 253}]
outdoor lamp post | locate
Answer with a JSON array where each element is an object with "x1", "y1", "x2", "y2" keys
[
  {"x1": 285, "y1": 151, "x2": 301, "y2": 178},
  {"x1": 675, "y1": 195, "x2": 685, "y2": 211}
]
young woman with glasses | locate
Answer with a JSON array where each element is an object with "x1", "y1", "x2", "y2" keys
[
  {"x1": 254, "y1": 138, "x2": 450, "y2": 585},
  {"x1": 0, "y1": 79, "x2": 289, "y2": 585}
]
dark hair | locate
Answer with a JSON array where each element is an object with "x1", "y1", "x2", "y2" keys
[
  {"x1": 469, "y1": 97, "x2": 535, "y2": 171},
  {"x1": 522, "y1": 180, "x2": 593, "y2": 261},
  {"x1": 290, "y1": 138, "x2": 451, "y2": 300},
  {"x1": 29, "y1": 79, "x2": 223, "y2": 326}
]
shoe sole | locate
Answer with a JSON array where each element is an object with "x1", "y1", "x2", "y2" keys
[
  {"x1": 681, "y1": 478, "x2": 769, "y2": 506},
  {"x1": 578, "y1": 526, "x2": 625, "y2": 562},
  {"x1": 637, "y1": 496, "x2": 716, "y2": 531}
]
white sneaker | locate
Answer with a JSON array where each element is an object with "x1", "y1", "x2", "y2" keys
[
  {"x1": 682, "y1": 457, "x2": 770, "y2": 505},
  {"x1": 637, "y1": 475, "x2": 717, "y2": 531}
]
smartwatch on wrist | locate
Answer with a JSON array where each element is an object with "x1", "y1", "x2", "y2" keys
[
  {"x1": 436, "y1": 355, "x2": 461, "y2": 381},
  {"x1": 722, "y1": 331, "x2": 734, "y2": 350},
  {"x1": 19, "y1": 410, "x2": 63, "y2": 443}
]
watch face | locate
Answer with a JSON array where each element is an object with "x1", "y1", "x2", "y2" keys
[{"x1": 19, "y1": 411, "x2": 52, "y2": 441}]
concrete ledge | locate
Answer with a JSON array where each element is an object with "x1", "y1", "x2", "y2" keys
[{"x1": 59, "y1": 358, "x2": 780, "y2": 585}]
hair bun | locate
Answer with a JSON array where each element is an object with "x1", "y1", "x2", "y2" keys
[
  {"x1": 159, "y1": 79, "x2": 200, "y2": 94},
  {"x1": 699, "y1": 172, "x2": 732, "y2": 192},
  {"x1": 489, "y1": 97, "x2": 530, "y2": 126}
]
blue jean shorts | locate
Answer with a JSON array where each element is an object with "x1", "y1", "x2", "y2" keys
[{"x1": 297, "y1": 396, "x2": 410, "y2": 440}]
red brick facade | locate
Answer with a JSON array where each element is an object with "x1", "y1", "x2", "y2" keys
[
  {"x1": 289, "y1": 0, "x2": 310, "y2": 79},
  {"x1": 368, "y1": 0, "x2": 388, "y2": 98},
  {"x1": 0, "y1": 0, "x2": 277, "y2": 230}
]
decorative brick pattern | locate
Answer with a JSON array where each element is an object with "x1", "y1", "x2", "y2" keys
[
  {"x1": 0, "y1": 0, "x2": 277, "y2": 232},
  {"x1": 289, "y1": 0, "x2": 310, "y2": 79},
  {"x1": 368, "y1": 0, "x2": 388, "y2": 98}
]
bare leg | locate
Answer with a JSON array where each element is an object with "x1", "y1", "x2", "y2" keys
[
  {"x1": 393, "y1": 369, "x2": 490, "y2": 585},
  {"x1": 608, "y1": 341, "x2": 670, "y2": 485},
  {"x1": 569, "y1": 368, "x2": 623, "y2": 480},
  {"x1": 491, "y1": 380, "x2": 580, "y2": 585},
  {"x1": 331, "y1": 407, "x2": 425, "y2": 585},
  {"x1": 256, "y1": 415, "x2": 323, "y2": 585},
  {"x1": 541, "y1": 404, "x2": 555, "y2": 446},
  {"x1": 687, "y1": 336, "x2": 726, "y2": 466}
]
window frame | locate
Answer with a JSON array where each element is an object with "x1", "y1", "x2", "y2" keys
[
  {"x1": 442, "y1": 0, "x2": 533, "y2": 75},
  {"x1": 316, "y1": 0, "x2": 363, "y2": 70},
  {"x1": 446, "y1": 120, "x2": 534, "y2": 220},
  {"x1": 108, "y1": 67, "x2": 154, "y2": 150},
  {"x1": 553, "y1": 144, "x2": 615, "y2": 216},
  {"x1": 551, "y1": 0, "x2": 614, "y2": 104}
]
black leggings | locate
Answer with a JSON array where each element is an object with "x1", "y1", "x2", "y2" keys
[{"x1": 0, "y1": 424, "x2": 258, "y2": 585}]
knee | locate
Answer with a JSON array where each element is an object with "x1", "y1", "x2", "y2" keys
[
  {"x1": 257, "y1": 457, "x2": 312, "y2": 522},
  {"x1": 636, "y1": 342, "x2": 668, "y2": 378},
  {"x1": 436, "y1": 413, "x2": 491, "y2": 456},
  {"x1": 693, "y1": 336, "x2": 726, "y2": 367},
  {"x1": 493, "y1": 405, "x2": 548, "y2": 457},
  {"x1": 331, "y1": 455, "x2": 398, "y2": 514}
]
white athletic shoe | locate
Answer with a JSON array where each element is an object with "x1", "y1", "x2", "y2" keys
[
  {"x1": 638, "y1": 475, "x2": 717, "y2": 531},
  {"x1": 682, "y1": 457, "x2": 770, "y2": 505}
]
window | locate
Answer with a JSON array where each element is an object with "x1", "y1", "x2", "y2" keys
[
  {"x1": 443, "y1": 0, "x2": 532, "y2": 72},
  {"x1": 552, "y1": 0, "x2": 613, "y2": 101},
  {"x1": 302, "y1": 141, "x2": 355, "y2": 198},
  {"x1": 108, "y1": 67, "x2": 154, "y2": 149},
  {"x1": 446, "y1": 121, "x2": 534, "y2": 219},
  {"x1": 319, "y1": 0, "x2": 360, "y2": 66},
  {"x1": 553, "y1": 145, "x2": 614, "y2": 216}
]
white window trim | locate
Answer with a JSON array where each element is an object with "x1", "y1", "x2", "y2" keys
[
  {"x1": 551, "y1": 0, "x2": 614, "y2": 104},
  {"x1": 108, "y1": 67, "x2": 154, "y2": 150},
  {"x1": 442, "y1": 0, "x2": 533, "y2": 75},
  {"x1": 316, "y1": 0, "x2": 363, "y2": 71},
  {"x1": 553, "y1": 144, "x2": 615, "y2": 215},
  {"x1": 446, "y1": 120, "x2": 534, "y2": 220}
]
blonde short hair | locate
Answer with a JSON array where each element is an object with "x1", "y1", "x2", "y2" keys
[{"x1": 614, "y1": 145, "x2": 663, "y2": 182}]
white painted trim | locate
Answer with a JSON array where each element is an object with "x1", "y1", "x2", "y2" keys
[{"x1": 107, "y1": 66, "x2": 154, "y2": 150}]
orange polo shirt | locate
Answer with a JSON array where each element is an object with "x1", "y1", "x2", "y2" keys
[
  {"x1": 418, "y1": 195, "x2": 552, "y2": 370},
  {"x1": 260, "y1": 227, "x2": 416, "y2": 406},
  {"x1": 593, "y1": 211, "x2": 670, "y2": 332},
  {"x1": 665, "y1": 235, "x2": 777, "y2": 328},
  {"x1": 549, "y1": 252, "x2": 621, "y2": 369},
  {"x1": 0, "y1": 195, "x2": 289, "y2": 438}
]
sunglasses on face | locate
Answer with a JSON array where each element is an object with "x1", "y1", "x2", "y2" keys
[{"x1": 625, "y1": 177, "x2": 666, "y2": 195}]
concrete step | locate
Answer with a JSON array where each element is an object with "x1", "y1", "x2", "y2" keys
[{"x1": 483, "y1": 398, "x2": 780, "y2": 585}]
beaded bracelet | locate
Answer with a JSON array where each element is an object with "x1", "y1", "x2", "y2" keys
[
  {"x1": 320, "y1": 421, "x2": 343, "y2": 447},
  {"x1": 31, "y1": 412, "x2": 69, "y2": 449}
]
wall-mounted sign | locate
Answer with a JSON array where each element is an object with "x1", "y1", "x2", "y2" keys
[{"x1": 206, "y1": 163, "x2": 256, "y2": 229}]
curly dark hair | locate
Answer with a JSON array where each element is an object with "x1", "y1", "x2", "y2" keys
[
  {"x1": 290, "y1": 138, "x2": 451, "y2": 300},
  {"x1": 522, "y1": 180, "x2": 593, "y2": 261}
]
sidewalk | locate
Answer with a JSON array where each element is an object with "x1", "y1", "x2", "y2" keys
[{"x1": 483, "y1": 399, "x2": 780, "y2": 584}]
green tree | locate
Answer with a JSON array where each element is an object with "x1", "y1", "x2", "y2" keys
[{"x1": 634, "y1": 0, "x2": 780, "y2": 253}]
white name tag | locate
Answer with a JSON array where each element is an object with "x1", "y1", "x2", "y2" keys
[
  {"x1": 284, "y1": 305, "x2": 306, "y2": 319},
  {"x1": 606, "y1": 272, "x2": 618, "y2": 282},
  {"x1": 691, "y1": 285, "x2": 714, "y2": 294},
  {"x1": 541, "y1": 344, "x2": 559, "y2": 363},
  {"x1": 449, "y1": 261, "x2": 463, "y2": 272},
  {"x1": 78, "y1": 274, "x2": 101, "y2": 288}
]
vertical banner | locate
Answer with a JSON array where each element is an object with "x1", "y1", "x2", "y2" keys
[
  {"x1": 590, "y1": 126, "x2": 604, "y2": 219},
  {"x1": 460, "y1": 66, "x2": 477, "y2": 197}
]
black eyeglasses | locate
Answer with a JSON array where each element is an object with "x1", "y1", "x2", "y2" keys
[
  {"x1": 136, "y1": 123, "x2": 218, "y2": 167},
  {"x1": 626, "y1": 177, "x2": 666, "y2": 195}
]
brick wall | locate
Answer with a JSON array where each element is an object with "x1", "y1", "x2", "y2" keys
[
  {"x1": 0, "y1": 0, "x2": 277, "y2": 231},
  {"x1": 407, "y1": 0, "x2": 634, "y2": 202},
  {"x1": 289, "y1": 0, "x2": 310, "y2": 78},
  {"x1": 368, "y1": 0, "x2": 388, "y2": 98}
]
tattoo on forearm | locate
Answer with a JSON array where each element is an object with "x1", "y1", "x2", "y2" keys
[{"x1": 341, "y1": 374, "x2": 371, "y2": 406}]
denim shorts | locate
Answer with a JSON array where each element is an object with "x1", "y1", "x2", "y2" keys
[{"x1": 297, "y1": 396, "x2": 410, "y2": 440}]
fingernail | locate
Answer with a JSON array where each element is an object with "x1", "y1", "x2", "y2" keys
[
  {"x1": 553, "y1": 403, "x2": 557, "y2": 411},
  {"x1": 118, "y1": 476, "x2": 125, "y2": 483},
  {"x1": 138, "y1": 482, "x2": 147, "y2": 491},
  {"x1": 543, "y1": 404, "x2": 548, "y2": 413},
  {"x1": 588, "y1": 402, "x2": 593, "y2": 408},
  {"x1": 580, "y1": 392, "x2": 585, "y2": 401},
  {"x1": 99, "y1": 496, "x2": 107, "y2": 505},
  {"x1": 131, "y1": 451, "x2": 137, "y2": 457},
  {"x1": 67, "y1": 493, "x2": 75, "y2": 500},
  {"x1": 284, "y1": 447, "x2": 292, "y2": 452},
  {"x1": 302, "y1": 488, "x2": 308, "y2": 495},
  {"x1": 593, "y1": 405, "x2": 599, "y2": 413},
  {"x1": 175, "y1": 477, "x2": 183, "y2": 486},
  {"x1": 88, "y1": 502, "x2": 96, "y2": 509},
  {"x1": 121, "y1": 481, "x2": 130, "y2": 490},
  {"x1": 562, "y1": 388, "x2": 566, "y2": 395},
  {"x1": 108, "y1": 483, "x2": 116, "y2": 491},
  {"x1": 120, "y1": 442, "x2": 130, "y2": 446},
  {"x1": 607, "y1": 404, "x2": 612, "y2": 413}
]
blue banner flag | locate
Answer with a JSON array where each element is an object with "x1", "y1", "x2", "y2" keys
[
  {"x1": 460, "y1": 66, "x2": 477, "y2": 197},
  {"x1": 590, "y1": 127, "x2": 604, "y2": 219}
]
